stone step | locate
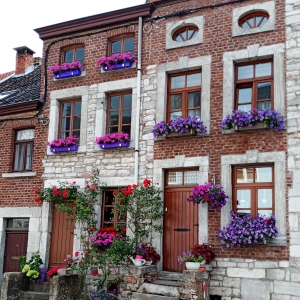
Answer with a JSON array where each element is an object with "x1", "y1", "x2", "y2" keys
[
  {"x1": 131, "y1": 292, "x2": 179, "y2": 300},
  {"x1": 29, "y1": 282, "x2": 50, "y2": 293},
  {"x1": 22, "y1": 291, "x2": 49, "y2": 300},
  {"x1": 157, "y1": 271, "x2": 183, "y2": 282},
  {"x1": 137, "y1": 281, "x2": 181, "y2": 298}
]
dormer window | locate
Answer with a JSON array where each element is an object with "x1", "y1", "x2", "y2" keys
[
  {"x1": 173, "y1": 26, "x2": 198, "y2": 42},
  {"x1": 239, "y1": 12, "x2": 269, "y2": 29}
]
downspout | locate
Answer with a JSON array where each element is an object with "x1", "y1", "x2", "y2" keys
[{"x1": 134, "y1": 17, "x2": 142, "y2": 184}]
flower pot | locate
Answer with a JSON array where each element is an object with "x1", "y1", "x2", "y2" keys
[
  {"x1": 32, "y1": 267, "x2": 47, "y2": 282},
  {"x1": 166, "y1": 129, "x2": 197, "y2": 138},
  {"x1": 185, "y1": 262, "x2": 201, "y2": 270},
  {"x1": 234, "y1": 121, "x2": 267, "y2": 131},
  {"x1": 98, "y1": 141, "x2": 130, "y2": 149},
  {"x1": 145, "y1": 261, "x2": 152, "y2": 266},
  {"x1": 99, "y1": 244, "x2": 111, "y2": 251},
  {"x1": 102, "y1": 61, "x2": 132, "y2": 71},
  {"x1": 50, "y1": 145, "x2": 78, "y2": 153},
  {"x1": 54, "y1": 69, "x2": 81, "y2": 79},
  {"x1": 135, "y1": 255, "x2": 144, "y2": 260}
]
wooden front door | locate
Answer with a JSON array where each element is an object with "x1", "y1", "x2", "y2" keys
[
  {"x1": 163, "y1": 169, "x2": 199, "y2": 272},
  {"x1": 49, "y1": 205, "x2": 74, "y2": 267},
  {"x1": 3, "y1": 219, "x2": 29, "y2": 273}
]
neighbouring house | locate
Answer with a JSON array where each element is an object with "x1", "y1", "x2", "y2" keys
[
  {"x1": 30, "y1": 0, "x2": 300, "y2": 299},
  {"x1": 0, "y1": 46, "x2": 46, "y2": 286}
]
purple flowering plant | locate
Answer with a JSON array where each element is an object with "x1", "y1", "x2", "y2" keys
[
  {"x1": 135, "y1": 246, "x2": 147, "y2": 256},
  {"x1": 152, "y1": 116, "x2": 207, "y2": 138},
  {"x1": 177, "y1": 250, "x2": 204, "y2": 264},
  {"x1": 187, "y1": 183, "x2": 228, "y2": 210},
  {"x1": 221, "y1": 108, "x2": 286, "y2": 131},
  {"x1": 49, "y1": 61, "x2": 83, "y2": 75},
  {"x1": 47, "y1": 136, "x2": 79, "y2": 148},
  {"x1": 94, "y1": 132, "x2": 129, "y2": 144},
  {"x1": 218, "y1": 211, "x2": 278, "y2": 247},
  {"x1": 96, "y1": 53, "x2": 136, "y2": 70}
]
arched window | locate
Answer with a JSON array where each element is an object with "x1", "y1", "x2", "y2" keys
[
  {"x1": 173, "y1": 26, "x2": 198, "y2": 42},
  {"x1": 239, "y1": 12, "x2": 269, "y2": 29}
]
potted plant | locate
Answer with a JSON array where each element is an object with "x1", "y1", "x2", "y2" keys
[
  {"x1": 49, "y1": 61, "x2": 83, "y2": 79},
  {"x1": 221, "y1": 108, "x2": 286, "y2": 132},
  {"x1": 47, "y1": 136, "x2": 79, "y2": 152},
  {"x1": 95, "y1": 132, "x2": 130, "y2": 149},
  {"x1": 134, "y1": 246, "x2": 147, "y2": 260},
  {"x1": 90, "y1": 227, "x2": 122, "y2": 250},
  {"x1": 187, "y1": 182, "x2": 228, "y2": 210},
  {"x1": 140, "y1": 244, "x2": 161, "y2": 265},
  {"x1": 96, "y1": 53, "x2": 136, "y2": 71},
  {"x1": 178, "y1": 250, "x2": 204, "y2": 270},
  {"x1": 152, "y1": 116, "x2": 207, "y2": 138},
  {"x1": 218, "y1": 211, "x2": 279, "y2": 247},
  {"x1": 22, "y1": 252, "x2": 46, "y2": 282},
  {"x1": 191, "y1": 244, "x2": 215, "y2": 270}
]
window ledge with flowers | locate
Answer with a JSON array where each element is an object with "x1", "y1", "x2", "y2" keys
[
  {"x1": 49, "y1": 61, "x2": 85, "y2": 80},
  {"x1": 153, "y1": 116, "x2": 207, "y2": 139},
  {"x1": 95, "y1": 132, "x2": 131, "y2": 150},
  {"x1": 221, "y1": 108, "x2": 286, "y2": 133},
  {"x1": 47, "y1": 136, "x2": 79, "y2": 153},
  {"x1": 97, "y1": 53, "x2": 136, "y2": 73}
]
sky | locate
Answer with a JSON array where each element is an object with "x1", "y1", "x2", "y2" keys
[{"x1": 0, "y1": 0, "x2": 145, "y2": 73}]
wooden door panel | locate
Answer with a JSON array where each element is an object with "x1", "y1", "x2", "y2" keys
[
  {"x1": 49, "y1": 205, "x2": 74, "y2": 267},
  {"x1": 3, "y1": 230, "x2": 28, "y2": 273},
  {"x1": 163, "y1": 188, "x2": 198, "y2": 272}
]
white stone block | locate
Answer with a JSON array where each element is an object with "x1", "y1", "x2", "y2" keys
[
  {"x1": 254, "y1": 261, "x2": 278, "y2": 268},
  {"x1": 274, "y1": 280, "x2": 300, "y2": 296},
  {"x1": 267, "y1": 269, "x2": 285, "y2": 280},
  {"x1": 222, "y1": 277, "x2": 240, "y2": 288},
  {"x1": 291, "y1": 246, "x2": 300, "y2": 258},
  {"x1": 271, "y1": 294, "x2": 291, "y2": 300},
  {"x1": 241, "y1": 279, "x2": 269, "y2": 300},
  {"x1": 289, "y1": 213, "x2": 299, "y2": 231},
  {"x1": 279, "y1": 261, "x2": 290, "y2": 268},
  {"x1": 217, "y1": 261, "x2": 237, "y2": 268},
  {"x1": 289, "y1": 197, "x2": 300, "y2": 212},
  {"x1": 227, "y1": 268, "x2": 265, "y2": 279},
  {"x1": 291, "y1": 272, "x2": 300, "y2": 282},
  {"x1": 290, "y1": 232, "x2": 300, "y2": 244}
]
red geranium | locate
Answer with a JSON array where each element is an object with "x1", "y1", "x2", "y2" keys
[
  {"x1": 143, "y1": 179, "x2": 151, "y2": 188},
  {"x1": 62, "y1": 189, "x2": 68, "y2": 199},
  {"x1": 92, "y1": 269, "x2": 99, "y2": 276}
]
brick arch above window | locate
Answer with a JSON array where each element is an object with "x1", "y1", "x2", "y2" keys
[{"x1": 106, "y1": 25, "x2": 136, "y2": 38}]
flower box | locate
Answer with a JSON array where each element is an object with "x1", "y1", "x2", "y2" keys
[
  {"x1": 102, "y1": 61, "x2": 132, "y2": 71},
  {"x1": 54, "y1": 69, "x2": 81, "y2": 79},
  {"x1": 166, "y1": 129, "x2": 197, "y2": 138},
  {"x1": 234, "y1": 121, "x2": 266, "y2": 131},
  {"x1": 98, "y1": 141, "x2": 130, "y2": 149},
  {"x1": 50, "y1": 145, "x2": 78, "y2": 153}
]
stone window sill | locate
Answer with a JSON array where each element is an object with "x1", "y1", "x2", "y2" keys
[
  {"x1": 53, "y1": 70, "x2": 86, "y2": 81},
  {"x1": 2, "y1": 172, "x2": 37, "y2": 178}
]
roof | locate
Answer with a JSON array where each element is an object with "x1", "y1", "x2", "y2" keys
[
  {"x1": 0, "y1": 71, "x2": 14, "y2": 82},
  {"x1": 0, "y1": 66, "x2": 41, "y2": 115}
]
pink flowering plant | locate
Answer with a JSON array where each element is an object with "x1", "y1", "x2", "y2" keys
[
  {"x1": 96, "y1": 53, "x2": 136, "y2": 70},
  {"x1": 47, "y1": 136, "x2": 79, "y2": 148},
  {"x1": 187, "y1": 183, "x2": 228, "y2": 210},
  {"x1": 90, "y1": 231, "x2": 122, "y2": 247},
  {"x1": 49, "y1": 61, "x2": 83, "y2": 75},
  {"x1": 94, "y1": 132, "x2": 129, "y2": 144}
]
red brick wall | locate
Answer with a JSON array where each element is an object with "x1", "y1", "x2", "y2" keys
[{"x1": 15, "y1": 53, "x2": 34, "y2": 75}]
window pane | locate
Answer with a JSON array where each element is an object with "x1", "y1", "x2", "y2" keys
[
  {"x1": 74, "y1": 102, "x2": 82, "y2": 115},
  {"x1": 170, "y1": 111, "x2": 182, "y2": 120},
  {"x1": 236, "y1": 168, "x2": 253, "y2": 183},
  {"x1": 256, "y1": 62, "x2": 271, "y2": 77},
  {"x1": 104, "y1": 207, "x2": 114, "y2": 221},
  {"x1": 26, "y1": 143, "x2": 33, "y2": 170},
  {"x1": 104, "y1": 191, "x2": 115, "y2": 205},
  {"x1": 110, "y1": 96, "x2": 120, "y2": 110},
  {"x1": 168, "y1": 172, "x2": 183, "y2": 185},
  {"x1": 184, "y1": 171, "x2": 199, "y2": 185},
  {"x1": 64, "y1": 50, "x2": 73, "y2": 62},
  {"x1": 72, "y1": 131, "x2": 80, "y2": 139},
  {"x1": 170, "y1": 94, "x2": 182, "y2": 110},
  {"x1": 238, "y1": 65, "x2": 253, "y2": 79},
  {"x1": 258, "y1": 189, "x2": 272, "y2": 208},
  {"x1": 61, "y1": 117, "x2": 70, "y2": 131},
  {"x1": 112, "y1": 41, "x2": 121, "y2": 54},
  {"x1": 171, "y1": 76, "x2": 185, "y2": 89},
  {"x1": 14, "y1": 144, "x2": 24, "y2": 170},
  {"x1": 255, "y1": 167, "x2": 272, "y2": 182},
  {"x1": 121, "y1": 125, "x2": 131, "y2": 135},
  {"x1": 109, "y1": 112, "x2": 119, "y2": 126},
  {"x1": 124, "y1": 38, "x2": 134, "y2": 52},
  {"x1": 188, "y1": 30, "x2": 196, "y2": 39},
  {"x1": 242, "y1": 21, "x2": 251, "y2": 29},
  {"x1": 257, "y1": 82, "x2": 271, "y2": 100},
  {"x1": 17, "y1": 129, "x2": 34, "y2": 141},
  {"x1": 62, "y1": 103, "x2": 71, "y2": 116},
  {"x1": 109, "y1": 127, "x2": 118, "y2": 134},
  {"x1": 238, "y1": 104, "x2": 251, "y2": 111},
  {"x1": 248, "y1": 17, "x2": 254, "y2": 27},
  {"x1": 257, "y1": 101, "x2": 271, "y2": 111},
  {"x1": 188, "y1": 91, "x2": 201, "y2": 108},
  {"x1": 238, "y1": 87, "x2": 252, "y2": 103},
  {"x1": 188, "y1": 109, "x2": 201, "y2": 118},
  {"x1": 123, "y1": 94, "x2": 132, "y2": 109},
  {"x1": 237, "y1": 210, "x2": 251, "y2": 216},
  {"x1": 122, "y1": 110, "x2": 131, "y2": 125},
  {"x1": 60, "y1": 132, "x2": 68, "y2": 139},
  {"x1": 258, "y1": 210, "x2": 272, "y2": 217},
  {"x1": 176, "y1": 35, "x2": 184, "y2": 42},
  {"x1": 73, "y1": 116, "x2": 81, "y2": 130},
  {"x1": 260, "y1": 17, "x2": 268, "y2": 26},
  {"x1": 187, "y1": 73, "x2": 201, "y2": 87},
  {"x1": 256, "y1": 16, "x2": 262, "y2": 24},
  {"x1": 237, "y1": 189, "x2": 251, "y2": 208},
  {"x1": 7, "y1": 219, "x2": 29, "y2": 229},
  {"x1": 75, "y1": 48, "x2": 84, "y2": 60}
]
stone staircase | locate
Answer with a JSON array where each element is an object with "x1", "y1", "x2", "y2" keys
[
  {"x1": 130, "y1": 271, "x2": 183, "y2": 300},
  {"x1": 21, "y1": 282, "x2": 50, "y2": 300}
]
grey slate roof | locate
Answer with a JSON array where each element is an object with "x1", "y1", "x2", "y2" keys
[{"x1": 0, "y1": 66, "x2": 41, "y2": 108}]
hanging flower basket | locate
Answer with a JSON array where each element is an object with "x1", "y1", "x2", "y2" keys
[
  {"x1": 54, "y1": 69, "x2": 81, "y2": 79},
  {"x1": 187, "y1": 183, "x2": 228, "y2": 210},
  {"x1": 95, "y1": 132, "x2": 130, "y2": 149}
]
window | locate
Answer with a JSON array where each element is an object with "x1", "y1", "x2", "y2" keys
[
  {"x1": 13, "y1": 129, "x2": 34, "y2": 171},
  {"x1": 102, "y1": 189, "x2": 126, "y2": 231},
  {"x1": 166, "y1": 169, "x2": 199, "y2": 186},
  {"x1": 110, "y1": 37, "x2": 134, "y2": 55},
  {"x1": 63, "y1": 45, "x2": 84, "y2": 66},
  {"x1": 58, "y1": 99, "x2": 81, "y2": 139},
  {"x1": 239, "y1": 12, "x2": 269, "y2": 29},
  {"x1": 167, "y1": 71, "x2": 201, "y2": 121},
  {"x1": 232, "y1": 165, "x2": 274, "y2": 217},
  {"x1": 235, "y1": 59, "x2": 273, "y2": 111},
  {"x1": 173, "y1": 26, "x2": 198, "y2": 42},
  {"x1": 107, "y1": 91, "x2": 132, "y2": 135}
]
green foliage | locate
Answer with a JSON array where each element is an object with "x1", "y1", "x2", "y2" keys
[{"x1": 21, "y1": 252, "x2": 44, "y2": 281}]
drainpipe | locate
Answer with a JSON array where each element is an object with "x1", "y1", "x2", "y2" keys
[{"x1": 134, "y1": 17, "x2": 142, "y2": 185}]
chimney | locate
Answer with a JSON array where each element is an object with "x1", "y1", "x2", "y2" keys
[
  {"x1": 13, "y1": 46, "x2": 35, "y2": 75},
  {"x1": 34, "y1": 57, "x2": 42, "y2": 67}
]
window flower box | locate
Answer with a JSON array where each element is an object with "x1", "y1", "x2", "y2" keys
[
  {"x1": 234, "y1": 121, "x2": 266, "y2": 131},
  {"x1": 96, "y1": 53, "x2": 136, "y2": 71},
  {"x1": 95, "y1": 132, "x2": 130, "y2": 149},
  {"x1": 49, "y1": 61, "x2": 83, "y2": 80},
  {"x1": 54, "y1": 69, "x2": 81, "y2": 79},
  {"x1": 166, "y1": 129, "x2": 197, "y2": 138},
  {"x1": 47, "y1": 137, "x2": 79, "y2": 153},
  {"x1": 102, "y1": 61, "x2": 132, "y2": 71},
  {"x1": 98, "y1": 141, "x2": 130, "y2": 149},
  {"x1": 50, "y1": 145, "x2": 78, "y2": 153}
]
